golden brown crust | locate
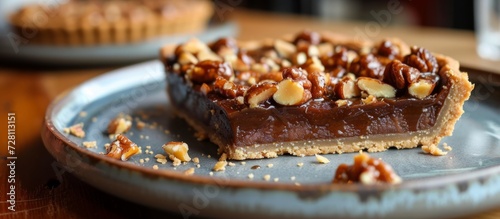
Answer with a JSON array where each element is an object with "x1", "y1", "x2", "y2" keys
[
  {"x1": 10, "y1": 0, "x2": 213, "y2": 45},
  {"x1": 162, "y1": 32, "x2": 473, "y2": 160}
]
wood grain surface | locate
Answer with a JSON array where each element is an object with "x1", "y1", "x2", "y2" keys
[{"x1": 0, "y1": 9, "x2": 499, "y2": 219}]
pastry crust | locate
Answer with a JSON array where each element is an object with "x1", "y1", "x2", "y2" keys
[{"x1": 162, "y1": 32, "x2": 473, "y2": 160}]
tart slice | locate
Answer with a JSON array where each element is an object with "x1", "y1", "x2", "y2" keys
[{"x1": 160, "y1": 31, "x2": 473, "y2": 160}]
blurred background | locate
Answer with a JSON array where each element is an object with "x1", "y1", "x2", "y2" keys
[{"x1": 240, "y1": 0, "x2": 474, "y2": 30}]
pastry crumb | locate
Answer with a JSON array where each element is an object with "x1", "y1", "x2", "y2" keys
[
  {"x1": 241, "y1": 162, "x2": 246, "y2": 165},
  {"x1": 297, "y1": 162, "x2": 304, "y2": 167},
  {"x1": 169, "y1": 155, "x2": 182, "y2": 166},
  {"x1": 422, "y1": 144, "x2": 448, "y2": 156},
  {"x1": 139, "y1": 159, "x2": 144, "y2": 164},
  {"x1": 192, "y1": 157, "x2": 200, "y2": 164},
  {"x1": 443, "y1": 143, "x2": 453, "y2": 151},
  {"x1": 228, "y1": 162, "x2": 236, "y2": 167},
  {"x1": 209, "y1": 171, "x2": 214, "y2": 176},
  {"x1": 153, "y1": 165, "x2": 159, "y2": 170},
  {"x1": 155, "y1": 154, "x2": 166, "y2": 159},
  {"x1": 291, "y1": 176, "x2": 296, "y2": 181},
  {"x1": 263, "y1": 174, "x2": 271, "y2": 181},
  {"x1": 219, "y1": 153, "x2": 227, "y2": 161},
  {"x1": 194, "y1": 131, "x2": 207, "y2": 141},
  {"x1": 91, "y1": 117, "x2": 98, "y2": 122},
  {"x1": 273, "y1": 178, "x2": 279, "y2": 182},
  {"x1": 315, "y1": 154, "x2": 330, "y2": 164},
  {"x1": 267, "y1": 163, "x2": 274, "y2": 168},
  {"x1": 184, "y1": 168, "x2": 195, "y2": 176},
  {"x1": 196, "y1": 164, "x2": 201, "y2": 168},
  {"x1": 82, "y1": 141, "x2": 97, "y2": 148},
  {"x1": 247, "y1": 173, "x2": 254, "y2": 179},
  {"x1": 79, "y1": 111, "x2": 87, "y2": 117},
  {"x1": 213, "y1": 161, "x2": 227, "y2": 171}
]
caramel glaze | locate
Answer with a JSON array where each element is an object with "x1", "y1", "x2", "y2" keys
[{"x1": 167, "y1": 71, "x2": 451, "y2": 148}]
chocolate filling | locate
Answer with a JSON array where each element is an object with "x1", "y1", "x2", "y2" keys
[{"x1": 166, "y1": 72, "x2": 451, "y2": 148}]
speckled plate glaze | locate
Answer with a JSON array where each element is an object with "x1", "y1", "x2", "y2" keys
[{"x1": 42, "y1": 60, "x2": 500, "y2": 219}]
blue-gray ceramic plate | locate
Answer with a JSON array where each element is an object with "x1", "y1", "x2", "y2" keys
[{"x1": 42, "y1": 60, "x2": 500, "y2": 218}]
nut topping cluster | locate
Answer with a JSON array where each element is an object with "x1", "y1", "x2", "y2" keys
[{"x1": 166, "y1": 31, "x2": 444, "y2": 108}]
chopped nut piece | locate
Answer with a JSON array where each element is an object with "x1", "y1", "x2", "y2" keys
[
  {"x1": 155, "y1": 154, "x2": 167, "y2": 159},
  {"x1": 422, "y1": 144, "x2": 448, "y2": 156},
  {"x1": 408, "y1": 78, "x2": 436, "y2": 99},
  {"x1": 273, "y1": 79, "x2": 309, "y2": 105},
  {"x1": 361, "y1": 95, "x2": 378, "y2": 105},
  {"x1": 263, "y1": 174, "x2": 271, "y2": 181},
  {"x1": 335, "y1": 99, "x2": 349, "y2": 107},
  {"x1": 162, "y1": 141, "x2": 191, "y2": 162},
  {"x1": 82, "y1": 141, "x2": 97, "y2": 149},
  {"x1": 333, "y1": 152, "x2": 402, "y2": 184},
  {"x1": 65, "y1": 123, "x2": 85, "y2": 138},
  {"x1": 356, "y1": 77, "x2": 396, "y2": 98},
  {"x1": 184, "y1": 168, "x2": 195, "y2": 176},
  {"x1": 274, "y1": 39, "x2": 296, "y2": 59},
  {"x1": 245, "y1": 82, "x2": 278, "y2": 108},
  {"x1": 315, "y1": 154, "x2": 330, "y2": 164},
  {"x1": 192, "y1": 157, "x2": 200, "y2": 164},
  {"x1": 106, "y1": 134, "x2": 140, "y2": 161},
  {"x1": 178, "y1": 52, "x2": 198, "y2": 65},
  {"x1": 335, "y1": 79, "x2": 361, "y2": 99},
  {"x1": 213, "y1": 160, "x2": 227, "y2": 171},
  {"x1": 107, "y1": 116, "x2": 132, "y2": 135}
]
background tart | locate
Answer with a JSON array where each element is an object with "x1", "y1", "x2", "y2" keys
[
  {"x1": 160, "y1": 31, "x2": 473, "y2": 160},
  {"x1": 9, "y1": 0, "x2": 214, "y2": 45}
]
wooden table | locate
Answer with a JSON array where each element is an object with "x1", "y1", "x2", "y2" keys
[{"x1": 1, "y1": 9, "x2": 499, "y2": 218}]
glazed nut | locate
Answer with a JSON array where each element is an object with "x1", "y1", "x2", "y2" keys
[
  {"x1": 251, "y1": 63, "x2": 271, "y2": 74},
  {"x1": 178, "y1": 38, "x2": 210, "y2": 55},
  {"x1": 307, "y1": 71, "x2": 327, "y2": 98},
  {"x1": 197, "y1": 50, "x2": 222, "y2": 62},
  {"x1": 245, "y1": 82, "x2": 278, "y2": 108},
  {"x1": 274, "y1": 39, "x2": 297, "y2": 59},
  {"x1": 334, "y1": 79, "x2": 361, "y2": 99},
  {"x1": 302, "y1": 56, "x2": 325, "y2": 73},
  {"x1": 408, "y1": 78, "x2": 436, "y2": 99},
  {"x1": 107, "y1": 116, "x2": 132, "y2": 135},
  {"x1": 356, "y1": 77, "x2": 396, "y2": 98},
  {"x1": 190, "y1": 60, "x2": 233, "y2": 83},
  {"x1": 106, "y1": 134, "x2": 139, "y2": 161},
  {"x1": 259, "y1": 71, "x2": 283, "y2": 82},
  {"x1": 293, "y1": 52, "x2": 308, "y2": 65},
  {"x1": 297, "y1": 44, "x2": 319, "y2": 57},
  {"x1": 273, "y1": 79, "x2": 311, "y2": 105},
  {"x1": 383, "y1": 60, "x2": 420, "y2": 90},
  {"x1": 178, "y1": 52, "x2": 198, "y2": 65},
  {"x1": 162, "y1": 141, "x2": 191, "y2": 162}
]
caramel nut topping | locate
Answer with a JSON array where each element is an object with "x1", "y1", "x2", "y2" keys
[
  {"x1": 404, "y1": 46, "x2": 438, "y2": 73},
  {"x1": 376, "y1": 40, "x2": 401, "y2": 60},
  {"x1": 321, "y1": 46, "x2": 348, "y2": 71},
  {"x1": 245, "y1": 82, "x2": 278, "y2": 108},
  {"x1": 274, "y1": 39, "x2": 297, "y2": 59},
  {"x1": 334, "y1": 78, "x2": 361, "y2": 99},
  {"x1": 190, "y1": 60, "x2": 232, "y2": 84},
  {"x1": 293, "y1": 30, "x2": 322, "y2": 45},
  {"x1": 214, "y1": 77, "x2": 248, "y2": 98},
  {"x1": 349, "y1": 54, "x2": 385, "y2": 80},
  {"x1": 210, "y1": 37, "x2": 238, "y2": 55},
  {"x1": 408, "y1": 78, "x2": 437, "y2": 99},
  {"x1": 273, "y1": 79, "x2": 312, "y2": 106},
  {"x1": 356, "y1": 77, "x2": 396, "y2": 98},
  {"x1": 307, "y1": 71, "x2": 328, "y2": 99},
  {"x1": 383, "y1": 60, "x2": 420, "y2": 90}
]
